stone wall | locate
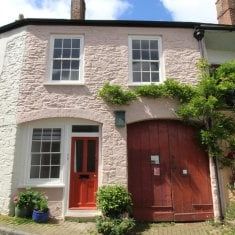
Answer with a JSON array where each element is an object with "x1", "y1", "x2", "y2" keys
[{"x1": 0, "y1": 30, "x2": 26, "y2": 214}]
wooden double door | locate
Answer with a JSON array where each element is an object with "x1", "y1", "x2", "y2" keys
[
  {"x1": 69, "y1": 137, "x2": 98, "y2": 209},
  {"x1": 128, "y1": 120, "x2": 214, "y2": 221}
]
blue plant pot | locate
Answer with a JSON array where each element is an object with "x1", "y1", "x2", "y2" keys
[{"x1": 32, "y1": 209, "x2": 49, "y2": 223}]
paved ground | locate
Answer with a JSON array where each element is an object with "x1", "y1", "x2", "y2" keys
[{"x1": 0, "y1": 215, "x2": 233, "y2": 235}]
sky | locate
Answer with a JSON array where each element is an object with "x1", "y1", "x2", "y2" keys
[{"x1": 0, "y1": 0, "x2": 217, "y2": 27}]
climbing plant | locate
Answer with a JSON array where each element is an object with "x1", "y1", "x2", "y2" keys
[{"x1": 98, "y1": 60, "x2": 235, "y2": 170}]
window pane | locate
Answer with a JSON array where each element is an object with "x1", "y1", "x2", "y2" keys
[
  {"x1": 72, "y1": 49, "x2": 80, "y2": 58},
  {"x1": 41, "y1": 142, "x2": 51, "y2": 152},
  {"x1": 72, "y1": 39, "x2": 80, "y2": 48},
  {"x1": 51, "y1": 154, "x2": 60, "y2": 165},
  {"x1": 132, "y1": 62, "x2": 141, "y2": 71},
  {"x1": 31, "y1": 154, "x2": 41, "y2": 165},
  {"x1": 141, "y1": 40, "x2": 149, "y2": 49},
  {"x1": 62, "y1": 60, "x2": 70, "y2": 69},
  {"x1": 41, "y1": 154, "x2": 50, "y2": 165},
  {"x1": 151, "y1": 51, "x2": 159, "y2": 60},
  {"x1": 132, "y1": 40, "x2": 140, "y2": 49},
  {"x1": 63, "y1": 49, "x2": 71, "y2": 58},
  {"x1": 32, "y1": 129, "x2": 42, "y2": 140},
  {"x1": 142, "y1": 62, "x2": 150, "y2": 71},
  {"x1": 30, "y1": 166, "x2": 40, "y2": 178},
  {"x1": 133, "y1": 72, "x2": 141, "y2": 82},
  {"x1": 63, "y1": 39, "x2": 71, "y2": 48},
  {"x1": 87, "y1": 140, "x2": 96, "y2": 172},
  {"x1": 54, "y1": 39, "x2": 62, "y2": 48},
  {"x1": 53, "y1": 49, "x2": 62, "y2": 58},
  {"x1": 40, "y1": 166, "x2": 50, "y2": 178},
  {"x1": 142, "y1": 50, "x2": 150, "y2": 60},
  {"x1": 52, "y1": 70, "x2": 61, "y2": 81},
  {"x1": 151, "y1": 72, "x2": 159, "y2": 82},
  {"x1": 31, "y1": 141, "x2": 41, "y2": 152},
  {"x1": 42, "y1": 129, "x2": 51, "y2": 140},
  {"x1": 132, "y1": 50, "x2": 140, "y2": 60},
  {"x1": 71, "y1": 60, "x2": 79, "y2": 70},
  {"x1": 75, "y1": 140, "x2": 83, "y2": 172},
  {"x1": 52, "y1": 142, "x2": 60, "y2": 152},
  {"x1": 53, "y1": 60, "x2": 61, "y2": 69},
  {"x1": 50, "y1": 166, "x2": 60, "y2": 178},
  {"x1": 62, "y1": 71, "x2": 70, "y2": 80},
  {"x1": 151, "y1": 62, "x2": 159, "y2": 72},
  {"x1": 71, "y1": 71, "x2": 79, "y2": 80},
  {"x1": 52, "y1": 129, "x2": 61, "y2": 140},
  {"x1": 72, "y1": 125, "x2": 99, "y2": 132},
  {"x1": 142, "y1": 72, "x2": 150, "y2": 82},
  {"x1": 150, "y1": 40, "x2": 158, "y2": 49}
]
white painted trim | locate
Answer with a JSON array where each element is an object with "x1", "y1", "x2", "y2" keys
[
  {"x1": 23, "y1": 124, "x2": 65, "y2": 187},
  {"x1": 48, "y1": 35, "x2": 85, "y2": 84},
  {"x1": 64, "y1": 124, "x2": 102, "y2": 217},
  {"x1": 128, "y1": 35, "x2": 165, "y2": 85}
]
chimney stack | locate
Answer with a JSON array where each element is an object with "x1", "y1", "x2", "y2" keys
[
  {"x1": 71, "y1": 0, "x2": 86, "y2": 20},
  {"x1": 216, "y1": 0, "x2": 235, "y2": 24}
]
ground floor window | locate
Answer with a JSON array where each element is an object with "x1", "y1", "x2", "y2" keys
[{"x1": 30, "y1": 128, "x2": 61, "y2": 179}]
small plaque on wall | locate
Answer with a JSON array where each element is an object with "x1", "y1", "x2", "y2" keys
[
  {"x1": 151, "y1": 155, "x2": 160, "y2": 164},
  {"x1": 154, "y1": 166, "x2": 160, "y2": 176}
]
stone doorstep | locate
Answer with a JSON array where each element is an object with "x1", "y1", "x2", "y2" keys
[{"x1": 0, "y1": 226, "x2": 35, "y2": 235}]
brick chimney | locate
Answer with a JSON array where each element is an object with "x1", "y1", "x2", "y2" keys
[
  {"x1": 216, "y1": 0, "x2": 235, "y2": 24},
  {"x1": 71, "y1": 0, "x2": 86, "y2": 20}
]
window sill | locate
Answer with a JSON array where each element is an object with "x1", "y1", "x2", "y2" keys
[
  {"x1": 18, "y1": 183, "x2": 65, "y2": 188},
  {"x1": 44, "y1": 82, "x2": 85, "y2": 86}
]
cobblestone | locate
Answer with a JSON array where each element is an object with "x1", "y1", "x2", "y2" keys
[{"x1": 0, "y1": 215, "x2": 231, "y2": 235}]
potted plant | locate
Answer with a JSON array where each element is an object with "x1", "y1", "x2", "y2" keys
[
  {"x1": 13, "y1": 189, "x2": 41, "y2": 218},
  {"x1": 32, "y1": 194, "x2": 49, "y2": 223}
]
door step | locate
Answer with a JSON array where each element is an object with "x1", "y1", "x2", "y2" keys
[{"x1": 65, "y1": 210, "x2": 101, "y2": 219}]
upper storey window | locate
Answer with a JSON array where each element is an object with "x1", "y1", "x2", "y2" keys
[
  {"x1": 129, "y1": 36, "x2": 163, "y2": 84},
  {"x1": 50, "y1": 36, "x2": 84, "y2": 83}
]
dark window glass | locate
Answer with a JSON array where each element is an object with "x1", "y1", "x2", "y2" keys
[
  {"x1": 150, "y1": 40, "x2": 158, "y2": 49},
  {"x1": 71, "y1": 71, "x2": 79, "y2": 80},
  {"x1": 31, "y1": 154, "x2": 41, "y2": 165},
  {"x1": 132, "y1": 62, "x2": 141, "y2": 71},
  {"x1": 40, "y1": 166, "x2": 50, "y2": 178},
  {"x1": 72, "y1": 39, "x2": 80, "y2": 48},
  {"x1": 53, "y1": 49, "x2": 62, "y2": 58},
  {"x1": 54, "y1": 39, "x2": 62, "y2": 48},
  {"x1": 51, "y1": 154, "x2": 60, "y2": 165},
  {"x1": 151, "y1": 72, "x2": 159, "y2": 82},
  {"x1": 41, "y1": 142, "x2": 51, "y2": 152},
  {"x1": 30, "y1": 166, "x2": 40, "y2": 178},
  {"x1": 63, "y1": 39, "x2": 71, "y2": 48},
  {"x1": 41, "y1": 154, "x2": 50, "y2": 165},
  {"x1": 132, "y1": 50, "x2": 140, "y2": 60},
  {"x1": 133, "y1": 72, "x2": 141, "y2": 82},
  {"x1": 142, "y1": 72, "x2": 150, "y2": 82},
  {"x1": 75, "y1": 140, "x2": 83, "y2": 172},
  {"x1": 87, "y1": 140, "x2": 96, "y2": 172},
  {"x1": 32, "y1": 129, "x2": 42, "y2": 140},
  {"x1": 52, "y1": 70, "x2": 61, "y2": 80},
  {"x1": 50, "y1": 166, "x2": 60, "y2": 178},
  {"x1": 62, "y1": 71, "x2": 70, "y2": 80},
  {"x1": 132, "y1": 40, "x2": 140, "y2": 49},
  {"x1": 72, "y1": 125, "x2": 99, "y2": 133},
  {"x1": 142, "y1": 62, "x2": 150, "y2": 71},
  {"x1": 141, "y1": 40, "x2": 149, "y2": 49},
  {"x1": 31, "y1": 141, "x2": 41, "y2": 152}
]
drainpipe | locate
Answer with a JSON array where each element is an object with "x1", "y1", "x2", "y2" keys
[{"x1": 193, "y1": 28, "x2": 223, "y2": 219}]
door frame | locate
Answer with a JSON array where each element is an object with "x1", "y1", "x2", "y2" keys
[
  {"x1": 69, "y1": 136, "x2": 99, "y2": 209},
  {"x1": 64, "y1": 124, "x2": 102, "y2": 216}
]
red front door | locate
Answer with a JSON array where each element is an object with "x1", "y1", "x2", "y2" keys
[
  {"x1": 128, "y1": 120, "x2": 214, "y2": 221},
  {"x1": 69, "y1": 137, "x2": 98, "y2": 209}
]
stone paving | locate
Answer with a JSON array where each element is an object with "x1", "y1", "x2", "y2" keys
[{"x1": 0, "y1": 215, "x2": 233, "y2": 235}]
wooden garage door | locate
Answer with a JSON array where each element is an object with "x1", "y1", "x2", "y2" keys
[{"x1": 127, "y1": 120, "x2": 213, "y2": 221}]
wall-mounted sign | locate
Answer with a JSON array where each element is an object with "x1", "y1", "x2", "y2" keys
[{"x1": 151, "y1": 155, "x2": 160, "y2": 164}]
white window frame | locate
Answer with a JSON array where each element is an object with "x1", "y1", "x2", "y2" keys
[
  {"x1": 23, "y1": 125, "x2": 65, "y2": 187},
  {"x1": 47, "y1": 35, "x2": 85, "y2": 85},
  {"x1": 128, "y1": 35, "x2": 165, "y2": 85}
]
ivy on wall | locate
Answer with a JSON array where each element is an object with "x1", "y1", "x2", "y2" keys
[{"x1": 98, "y1": 60, "x2": 235, "y2": 169}]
